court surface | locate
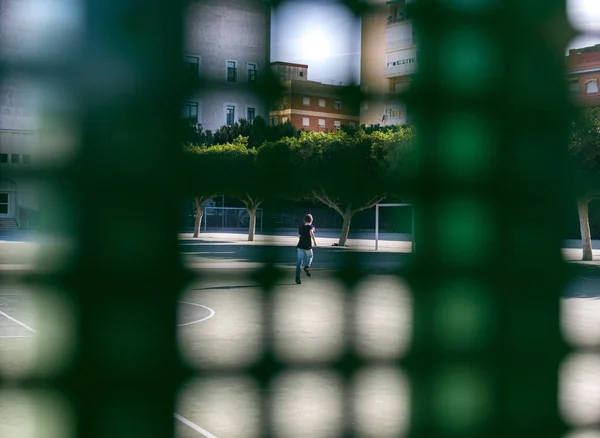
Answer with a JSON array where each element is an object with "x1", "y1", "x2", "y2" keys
[{"x1": 1, "y1": 268, "x2": 600, "y2": 437}]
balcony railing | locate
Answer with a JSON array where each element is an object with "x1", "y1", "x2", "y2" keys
[
  {"x1": 386, "y1": 38, "x2": 415, "y2": 51},
  {"x1": 387, "y1": 15, "x2": 407, "y2": 25},
  {"x1": 385, "y1": 62, "x2": 417, "y2": 77}
]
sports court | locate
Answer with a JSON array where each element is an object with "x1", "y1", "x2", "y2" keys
[{"x1": 2, "y1": 236, "x2": 600, "y2": 437}]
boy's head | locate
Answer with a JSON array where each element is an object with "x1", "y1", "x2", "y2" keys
[{"x1": 304, "y1": 214, "x2": 313, "y2": 224}]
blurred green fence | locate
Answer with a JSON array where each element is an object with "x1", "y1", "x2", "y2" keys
[{"x1": 0, "y1": 0, "x2": 577, "y2": 437}]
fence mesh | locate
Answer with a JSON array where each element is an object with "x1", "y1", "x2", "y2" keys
[{"x1": 0, "y1": 0, "x2": 587, "y2": 437}]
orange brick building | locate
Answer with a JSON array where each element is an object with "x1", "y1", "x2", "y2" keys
[
  {"x1": 567, "y1": 44, "x2": 600, "y2": 107},
  {"x1": 269, "y1": 62, "x2": 360, "y2": 132}
]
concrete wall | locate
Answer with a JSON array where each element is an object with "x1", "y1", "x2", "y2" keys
[{"x1": 185, "y1": 0, "x2": 271, "y2": 132}]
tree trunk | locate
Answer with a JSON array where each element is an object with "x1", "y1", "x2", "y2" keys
[
  {"x1": 338, "y1": 210, "x2": 354, "y2": 246},
  {"x1": 578, "y1": 198, "x2": 593, "y2": 261},
  {"x1": 241, "y1": 193, "x2": 262, "y2": 242},
  {"x1": 248, "y1": 207, "x2": 257, "y2": 241},
  {"x1": 192, "y1": 196, "x2": 207, "y2": 238},
  {"x1": 193, "y1": 210, "x2": 203, "y2": 238}
]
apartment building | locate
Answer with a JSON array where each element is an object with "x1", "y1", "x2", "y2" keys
[
  {"x1": 0, "y1": 0, "x2": 271, "y2": 229},
  {"x1": 0, "y1": 0, "x2": 39, "y2": 229},
  {"x1": 184, "y1": 0, "x2": 271, "y2": 132},
  {"x1": 360, "y1": 0, "x2": 416, "y2": 126},
  {"x1": 567, "y1": 44, "x2": 600, "y2": 107},
  {"x1": 269, "y1": 62, "x2": 360, "y2": 131}
]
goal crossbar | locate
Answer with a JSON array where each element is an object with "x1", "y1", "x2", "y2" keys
[{"x1": 375, "y1": 203, "x2": 413, "y2": 250}]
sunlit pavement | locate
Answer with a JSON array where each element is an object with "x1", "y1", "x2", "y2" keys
[{"x1": 2, "y1": 235, "x2": 600, "y2": 437}]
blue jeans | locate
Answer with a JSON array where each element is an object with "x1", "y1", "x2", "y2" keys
[{"x1": 296, "y1": 248, "x2": 313, "y2": 279}]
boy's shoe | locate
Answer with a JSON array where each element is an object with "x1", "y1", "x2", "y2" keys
[
  {"x1": 303, "y1": 266, "x2": 312, "y2": 277},
  {"x1": 295, "y1": 278, "x2": 302, "y2": 284}
]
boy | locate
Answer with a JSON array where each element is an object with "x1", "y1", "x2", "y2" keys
[{"x1": 296, "y1": 214, "x2": 317, "y2": 284}]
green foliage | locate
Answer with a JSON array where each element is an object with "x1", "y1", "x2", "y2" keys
[
  {"x1": 569, "y1": 106, "x2": 600, "y2": 198},
  {"x1": 182, "y1": 115, "x2": 300, "y2": 148},
  {"x1": 183, "y1": 125, "x2": 416, "y2": 206},
  {"x1": 257, "y1": 126, "x2": 415, "y2": 204},
  {"x1": 183, "y1": 137, "x2": 261, "y2": 198},
  {"x1": 569, "y1": 107, "x2": 600, "y2": 171}
]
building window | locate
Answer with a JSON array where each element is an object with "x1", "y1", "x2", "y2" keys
[
  {"x1": 282, "y1": 116, "x2": 288, "y2": 123},
  {"x1": 0, "y1": 193, "x2": 7, "y2": 214},
  {"x1": 226, "y1": 105, "x2": 236, "y2": 125},
  {"x1": 334, "y1": 101, "x2": 341, "y2": 109},
  {"x1": 299, "y1": 71, "x2": 304, "y2": 77},
  {"x1": 586, "y1": 79, "x2": 598, "y2": 93},
  {"x1": 227, "y1": 60, "x2": 237, "y2": 82},
  {"x1": 247, "y1": 63, "x2": 257, "y2": 82},
  {"x1": 270, "y1": 116, "x2": 278, "y2": 126},
  {"x1": 303, "y1": 97, "x2": 310, "y2": 105},
  {"x1": 184, "y1": 55, "x2": 200, "y2": 78},
  {"x1": 302, "y1": 117, "x2": 310, "y2": 126},
  {"x1": 247, "y1": 107, "x2": 256, "y2": 123},
  {"x1": 181, "y1": 102, "x2": 199, "y2": 123},
  {"x1": 23, "y1": 154, "x2": 31, "y2": 164},
  {"x1": 0, "y1": 154, "x2": 7, "y2": 164},
  {"x1": 318, "y1": 99, "x2": 326, "y2": 108},
  {"x1": 569, "y1": 80, "x2": 579, "y2": 93},
  {"x1": 334, "y1": 120, "x2": 341, "y2": 128},
  {"x1": 318, "y1": 119, "x2": 326, "y2": 128},
  {"x1": 11, "y1": 154, "x2": 19, "y2": 164}
]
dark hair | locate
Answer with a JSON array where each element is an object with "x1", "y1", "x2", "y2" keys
[{"x1": 304, "y1": 214, "x2": 313, "y2": 223}]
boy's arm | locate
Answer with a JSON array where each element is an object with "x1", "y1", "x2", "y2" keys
[{"x1": 310, "y1": 229, "x2": 317, "y2": 247}]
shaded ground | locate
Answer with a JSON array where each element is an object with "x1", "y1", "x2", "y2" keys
[{"x1": 1, "y1": 234, "x2": 600, "y2": 437}]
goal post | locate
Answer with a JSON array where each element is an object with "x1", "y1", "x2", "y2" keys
[{"x1": 375, "y1": 203, "x2": 414, "y2": 250}]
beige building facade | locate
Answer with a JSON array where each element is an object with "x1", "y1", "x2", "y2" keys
[
  {"x1": 269, "y1": 62, "x2": 360, "y2": 132},
  {"x1": 360, "y1": 0, "x2": 415, "y2": 126}
]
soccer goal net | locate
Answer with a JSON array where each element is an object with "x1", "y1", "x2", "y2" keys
[
  {"x1": 375, "y1": 203, "x2": 414, "y2": 250},
  {"x1": 202, "y1": 206, "x2": 263, "y2": 232}
]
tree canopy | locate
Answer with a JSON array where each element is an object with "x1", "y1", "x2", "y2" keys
[
  {"x1": 184, "y1": 126, "x2": 416, "y2": 244},
  {"x1": 568, "y1": 106, "x2": 600, "y2": 260}
]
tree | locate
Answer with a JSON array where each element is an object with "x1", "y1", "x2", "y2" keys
[
  {"x1": 569, "y1": 106, "x2": 600, "y2": 260},
  {"x1": 310, "y1": 129, "x2": 414, "y2": 246},
  {"x1": 190, "y1": 195, "x2": 213, "y2": 238},
  {"x1": 181, "y1": 145, "x2": 217, "y2": 237},
  {"x1": 203, "y1": 116, "x2": 300, "y2": 149},
  {"x1": 257, "y1": 128, "x2": 415, "y2": 246},
  {"x1": 184, "y1": 137, "x2": 264, "y2": 241}
]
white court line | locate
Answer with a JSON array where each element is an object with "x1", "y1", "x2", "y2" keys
[
  {"x1": 175, "y1": 302, "x2": 217, "y2": 436},
  {"x1": 0, "y1": 309, "x2": 37, "y2": 334},
  {"x1": 577, "y1": 274, "x2": 600, "y2": 282},
  {"x1": 174, "y1": 413, "x2": 218, "y2": 438},
  {"x1": 0, "y1": 299, "x2": 217, "y2": 436},
  {"x1": 176, "y1": 301, "x2": 216, "y2": 327}
]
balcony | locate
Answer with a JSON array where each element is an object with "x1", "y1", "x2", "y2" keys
[
  {"x1": 385, "y1": 62, "x2": 417, "y2": 77},
  {"x1": 384, "y1": 115, "x2": 407, "y2": 126},
  {"x1": 386, "y1": 37, "x2": 415, "y2": 52},
  {"x1": 387, "y1": 14, "x2": 407, "y2": 25}
]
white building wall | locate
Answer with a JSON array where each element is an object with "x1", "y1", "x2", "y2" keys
[
  {"x1": 0, "y1": 0, "x2": 41, "y2": 222},
  {"x1": 185, "y1": 0, "x2": 270, "y2": 132},
  {"x1": 360, "y1": 0, "x2": 416, "y2": 127}
]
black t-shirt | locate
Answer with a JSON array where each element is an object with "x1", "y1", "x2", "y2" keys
[{"x1": 297, "y1": 224, "x2": 314, "y2": 250}]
